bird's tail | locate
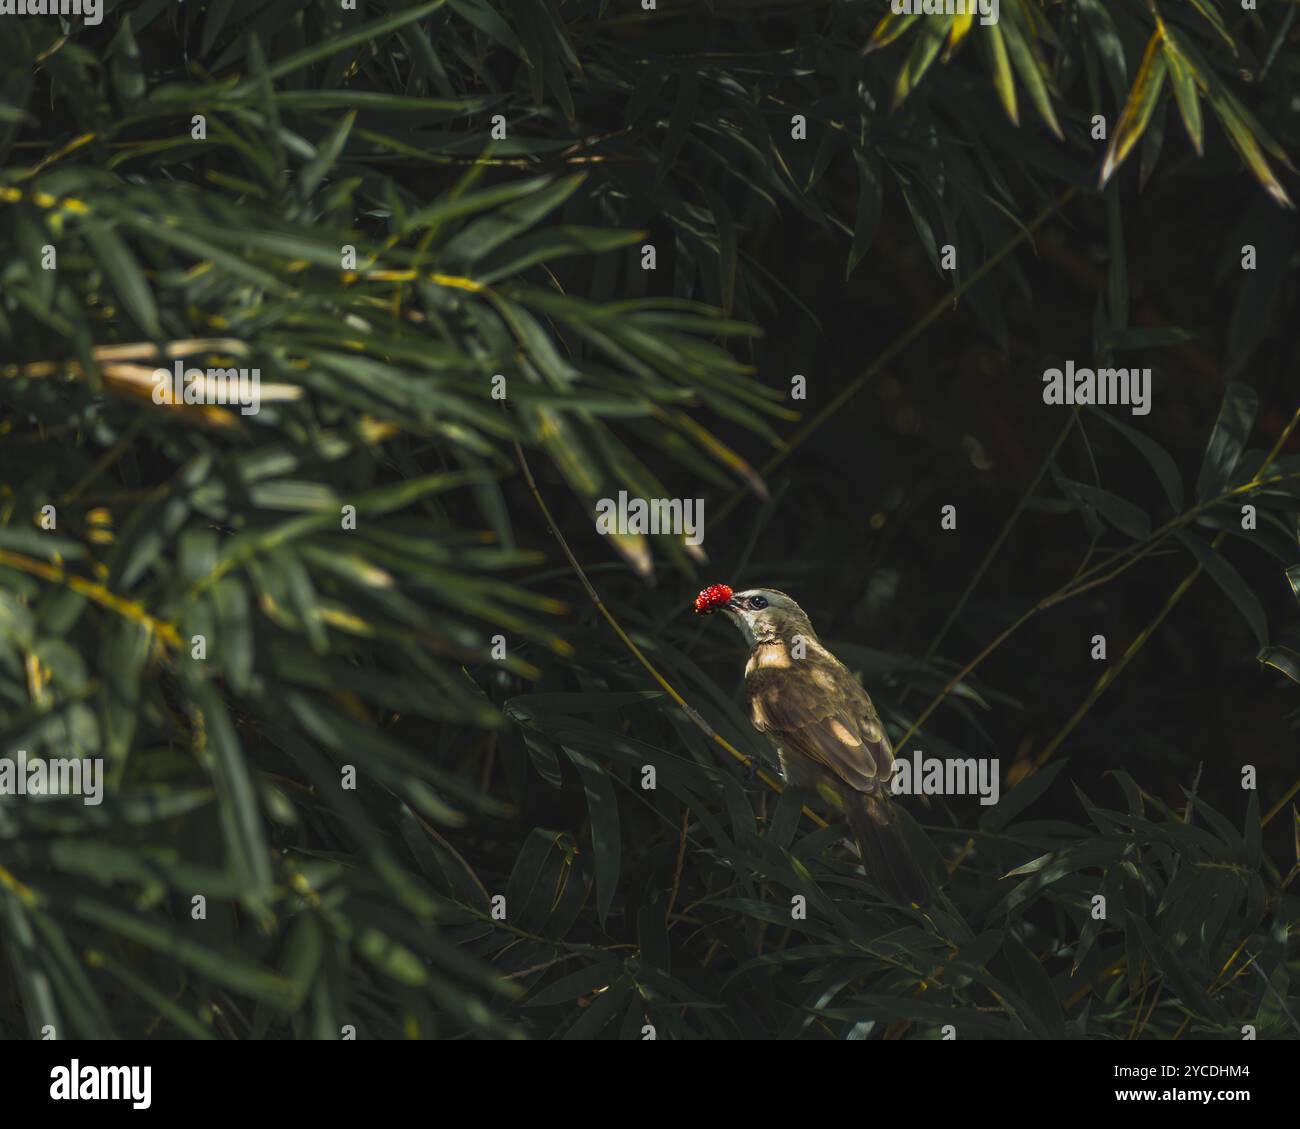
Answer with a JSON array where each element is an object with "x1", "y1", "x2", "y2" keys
[{"x1": 846, "y1": 792, "x2": 932, "y2": 907}]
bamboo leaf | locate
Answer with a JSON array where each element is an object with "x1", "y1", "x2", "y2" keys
[
  {"x1": 1196, "y1": 381, "x2": 1258, "y2": 500},
  {"x1": 562, "y1": 746, "x2": 622, "y2": 927},
  {"x1": 983, "y1": 22, "x2": 1018, "y2": 125},
  {"x1": 1000, "y1": 15, "x2": 1062, "y2": 139},
  {"x1": 865, "y1": 11, "x2": 920, "y2": 53},
  {"x1": 1177, "y1": 530, "x2": 1269, "y2": 648},
  {"x1": 1160, "y1": 30, "x2": 1203, "y2": 155},
  {"x1": 83, "y1": 222, "x2": 162, "y2": 340},
  {"x1": 1203, "y1": 84, "x2": 1294, "y2": 207},
  {"x1": 893, "y1": 25, "x2": 945, "y2": 108},
  {"x1": 1100, "y1": 32, "x2": 1167, "y2": 188}
]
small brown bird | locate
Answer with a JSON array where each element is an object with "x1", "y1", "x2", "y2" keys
[{"x1": 697, "y1": 585, "x2": 931, "y2": 906}]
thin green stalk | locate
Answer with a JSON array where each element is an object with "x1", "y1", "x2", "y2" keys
[
  {"x1": 713, "y1": 186, "x2": 1077, "y2": 527},
  {"x1": 1032, "y1": 547, "x2": 1210, "y2": 768},
  {"x1": 922, "y1": 407, "x2": 1079, "y2": 663},
  {"x1": 1033, "y1": 403, "x2": 1300, "y2": 770},
  {"x1": 896, "y1": 405, "x2": 1300, "y2": 759}
]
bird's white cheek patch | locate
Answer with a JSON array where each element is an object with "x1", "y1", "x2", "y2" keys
[{"x1": 729, "y1": 613, "x2": 757, "y2": 647}]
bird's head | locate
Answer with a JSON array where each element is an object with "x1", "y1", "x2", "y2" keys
[{"x1": 694, "y1": 584, "x2": 815, "y2": 647}]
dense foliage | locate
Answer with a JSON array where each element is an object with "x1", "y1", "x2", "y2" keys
[{"x1": 0, "y1": 0, "x2": 1297, "y2": 1039}]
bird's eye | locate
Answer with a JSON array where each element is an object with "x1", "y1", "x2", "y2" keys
[{"x1": 751, "y1": 595, "x2": 768, "y2": 609}]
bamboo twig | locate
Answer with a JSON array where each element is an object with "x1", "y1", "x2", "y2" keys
[
  {"x1": 894, "y1": 407, "x2": 1300, "y2": 763},
  {"x1": 712, "y1": 186, "x2": 1078, "y2": 527}
]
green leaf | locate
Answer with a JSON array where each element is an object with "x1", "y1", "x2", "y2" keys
[
  {"x1": 448, "y1": 0, "x2": 529, "y2": 63},
  {"x1": 526, "y1": 959, "x2": 622, "y2": 1006},
  {"x1": 66, "y1": 894, "x2": 296, "y2": 1006},
  {"x1": 256, "y1": 1, "x2": 450, "y2": 83},
  {"x1": 476, "y1": 224, "x2": 640, "y2": 284},
  {"x1": 1225, "y1": 204, "x2": 1296, "y2": 377},
  {"x1": 1177, "y1": 530, "x2": 1268, "y2": 648},
  {"x1": 1002, "y1": 934, "x2": 1065, "y2": 1038},
  {"x1": 1203, "y1": 83, "x2": 1293, "y2": 208},
  {"x1": 355, "y1": 927, "x2": 428, "y2": 986},
  {"x1": 1077, "y1": 0, "x2": 1127, "y2": 106},
  {"x1": 88, "y1": 948, "x2": 214, "y2": 1038},
  {"x1": 1161, "y1": 30, "x2": 1203, "y2": 155},
  {"x1": 1286, "y1": 564, "x2": 1300, "y2": 606},
  {"x1": 1196, "y1": 381, "x2": 1257, "y2": 500},
  {"x1": 892, "y1": 24, "x2": 945, "y2": 108},
  {"x1": 981, "y1": 760, "x2": 1067, "y2": 833},
  {"x1": 1185, "y1": 0, "x2": 1236, "y2": 51},
  {"x1": 108, "y1": 16, "x2": 146, "y2": 106},
  {"x1": 865, "y1": 11, "x2": 920, "y2": 52},
  {"x1": 441, "y1": 174, "x2": 585, "y2": 268},
  {"x1": 982, "y1": 22, "x2": 1018, "y2": 125},
  {"x1": 655, "y1": 72, "x2": 698, "y2": 188},
  {"x1": 82, "y1": 222, "x2": 162, "y2": 339},
  {"x1": 1068, "y1": 480, "x2": 1151, "y2": 540},
  {"x1": 562, "y1": 974, "x2": 631, "y2": 1038},
  {"x1": 702, "y1": 186, "x2": 737, "y2": 317},
  {"x1": 184, "y1": 674, "x2": 274, "y2": 905},
  {"x1": 847, "y1": 151, "x2": 883, "y2": 278},
  {"x1": 1258, "y1": 645, "x2": 1300, "y2": 685},
  {"x1": 299, "y1": 110, "x2": 356, "y2": 202},
  {"x1": 1, "y1": 893, "x2": 60, "y2": 1037},
  {"x1": 563, "y1": 746, "x2": 621, "y2": 926},
  {"x1": 1000, "y1": 15, "x2": 1062, "y2": 139},
  {"x1": 1090, "y1": 408, "x2": 1184, "y2": 512},
  {"x1": 1099, "y1": 32, "x2": 1166, "y2": 187},
  {"x1": 199, "y1": 0, "x2": 238, "y2": 58}
]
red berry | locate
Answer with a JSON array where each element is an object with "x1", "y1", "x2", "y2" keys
[{"x1": 694, "y1": 583, "x2": 734, "y2": 615}]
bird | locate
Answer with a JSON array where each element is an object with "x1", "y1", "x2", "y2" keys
[{"x1": 695, "y1": 583, "x2": 931, "y2": 906}]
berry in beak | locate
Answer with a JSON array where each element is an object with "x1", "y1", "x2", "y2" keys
[{"x1": 694, "y1": 583, "x2": 734, "y2": 615}]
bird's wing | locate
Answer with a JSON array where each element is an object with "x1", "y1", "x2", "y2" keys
[{"x1": 746, "y1": 657, "x2": 893, "y2": 794}]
